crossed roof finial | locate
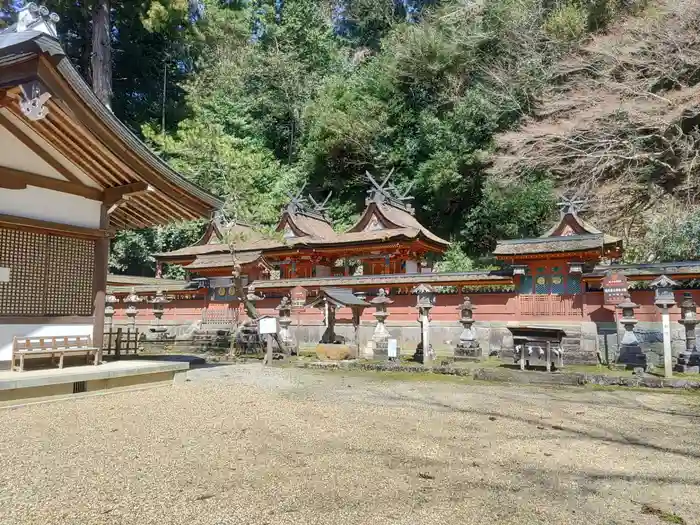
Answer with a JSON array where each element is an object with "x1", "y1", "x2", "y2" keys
[
  {"x1": 284, "y1": 183, "x2": 333, "y2": 222},
  {"x1": 365, "y1": 168, "x2": 415, "y2": 214},
  {"x1": 557, "y1": 195, "x2": 587, "y2": 217},
  {"x1": 284, "y1": 183, "x2": 309, "y2": 214},
  {"x1": 308, "y1": 192, "x2": 332, "y2": 214}
]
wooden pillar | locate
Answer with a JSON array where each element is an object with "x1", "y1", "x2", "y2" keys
[{"x1": 92, "y1": 204, "x2": 109, "y2": 363}]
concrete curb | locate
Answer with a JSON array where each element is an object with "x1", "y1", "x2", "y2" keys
[{"x1": 294, "y1": 361, "x2": 700, "y2": 390}]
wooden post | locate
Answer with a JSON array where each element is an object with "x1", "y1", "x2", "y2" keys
[
  {"x1": 546, "y1": 341, "x2": 551, "y2": 372},
  {"x1": 265, "y1": 333, "x2": 273, "y2": 366},
  {"x1": 92, "y1": 204, "x2": 109, "y2": 364},
  {"x1": 115, "y1": 327, "x2": 122, "y2": 360},
  {"x1": 661, "y1": 306, "x2": 673, "y2": 378},
  {"x1": 422, "y1": 311, "x2": 432, "y2": 368}
]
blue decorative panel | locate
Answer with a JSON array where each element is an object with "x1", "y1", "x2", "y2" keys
[
  {"x1": 535, "y1": 275, "x2": 550, "y2": 294},
  {"x1": 551, "y1": 274, "x2": 564, "y2": 295},
  {"x1": 518, "y1": 275, "x2": 533, "y2": 294},
  {"x1": 567, "y1": 276, "x2": 582, "y2": 294}
]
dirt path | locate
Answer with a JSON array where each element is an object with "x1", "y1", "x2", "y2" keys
[{"x1": 0, "y1": 364, "x2": 698, "y2": 525}]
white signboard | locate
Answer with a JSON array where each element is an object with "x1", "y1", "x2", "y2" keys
[
  {"x1": 388, "y1": 338, "x2": 398, "y2": 358},
  {"x1": 0, "y1": 268, "x2": 8, "y2": 282},
  {"x1": 259, "y1": 317, "x2": 278, "y2": 335}
]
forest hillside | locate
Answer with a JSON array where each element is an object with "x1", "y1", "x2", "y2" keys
[{"x1": 3, "y1": 0, "x2": 698, "y2": 274}]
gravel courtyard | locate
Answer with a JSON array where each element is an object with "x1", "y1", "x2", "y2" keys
[{"x1": 1, "y1": 364, "x2": 699, "y2": 525}]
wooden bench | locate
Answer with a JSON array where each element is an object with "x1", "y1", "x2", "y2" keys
[{"x1": 11, "y1": 335, "x2": 99, "y2": 372}]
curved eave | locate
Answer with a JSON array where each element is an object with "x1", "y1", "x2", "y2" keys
[{"x1": 0, "y1": 31, "x2": 222, "y2": 229}]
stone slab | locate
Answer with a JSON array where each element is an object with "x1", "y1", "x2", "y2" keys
[{"x1": 0, "y1": 360, "x2": 189, "y2": 391}]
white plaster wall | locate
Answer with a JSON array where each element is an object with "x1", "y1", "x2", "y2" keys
[
  {"x1": 0, "y1": 323, "x2": 93, "y2": 361},
  {"x1": 0, "y1": 186, "x2": 101, "y2": 229},
  {"x1": 405, "y1": 260, "x2": 419, "y2": 274}
]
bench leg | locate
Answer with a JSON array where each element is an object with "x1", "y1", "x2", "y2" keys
[
  {"x1": 93, "y1": 351, "x2": 99, "y2": 366},
  {"x1": 19, "y1": 354, "x2": 24, "y2": 372},
  {"x1": 59, "y1": 353, "x2": 64, "y2": 369}
]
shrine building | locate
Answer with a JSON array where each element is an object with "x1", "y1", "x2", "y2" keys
[
  {"x1": 110, "y1": 193, "x2": 700, "y2": 366},
  {"x1": 0, "y1": 7, "x2": 221, "y2": 362},
  {"x1": 153, "y1": 173, "x2": 451, "y2": 301}
]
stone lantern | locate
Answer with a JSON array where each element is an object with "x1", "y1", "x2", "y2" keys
[
  {"x1": 675, "y1": 292, "x2": 700, "y2": 373},
  {"x1": 276, "y1": 296, "x2": 296, "y2": 354},
  {"x1": 650, "y1": 274, "x2": 679, "y2": 377},
  {"x1": 412, "y1": 284, "x2": 437, "y2": 366},
  {"x1": 149, "y1": 289, "x2": 170, "y2": 334},
  {"x1": 124, "y1": 287, "x2": 143, "y2": 329},
  {"x1": 104, "y1": 293, "x2": 119, "y2": 333},
  {"x1": 369, "y1": 288, "x2": 394, "y2": 360},
  {"x1": 454, "y1": 296, "x2": 481, "y2": 361},
  {"x1": 615, "y1": 294, "x2": 648, "y2": 372}
]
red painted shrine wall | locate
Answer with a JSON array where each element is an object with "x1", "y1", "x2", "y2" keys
[{"x1": 111, "y1": 289, "x2": 700, "y2": 327}]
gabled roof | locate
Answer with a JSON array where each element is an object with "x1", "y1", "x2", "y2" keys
[
  {"x1": 277, "y1": 209, "x2": 336, "y2": 240},
  {"x1": 307, "y1": 287, "x2": 370, "y2": 308},
  {"x1": 493, "y1": 203, "x2": 622, "y2": 258},
  {"x1": 0, "y1": 23, "x2": 221, "y2": 229},
  {"x1": 183, "y1": 251, "x2": 272, "y2": 271},
  {"x1": 345, "y1": 201, "x2": 450, "y2": 249},
  {"x1": 154, "y1": 219, "x2": 282, "y2": 260}
]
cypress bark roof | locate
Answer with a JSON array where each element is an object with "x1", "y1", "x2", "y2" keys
[
  {"x1": 183, "y1": 251, "x2": 270, "y2": 270},
  {"x1": 494, "y1": 210, "x2": 621, "y2": 257}
]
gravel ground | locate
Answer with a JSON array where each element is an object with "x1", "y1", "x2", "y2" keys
[{"x1": 1, "y1": 364, "x2": 699, "y2": 525}]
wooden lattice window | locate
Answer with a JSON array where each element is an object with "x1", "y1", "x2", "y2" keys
[{"x1": 0, "y1": 228, "x2": 95, "y2": 317}]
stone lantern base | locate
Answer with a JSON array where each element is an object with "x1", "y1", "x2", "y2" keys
[
  {"x1": 614, "y1": 344, "x2": 651, "y2": 373},
  {"x1": 413, "y1": 342, "x2": 435, "y2": 364},
  {"x1": 372, "y1": 334, "x2": 390, "y2": 360},
  {"x1": 675, "y1": 351, "x2": 700, "y2": 373},
  {"x1": 454, "y1": 341, "x2": 482, "y2": 362}
]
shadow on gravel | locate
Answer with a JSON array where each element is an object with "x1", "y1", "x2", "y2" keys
[{"x1": 383, "y1": 391, "x2": 700, "y2": 461}]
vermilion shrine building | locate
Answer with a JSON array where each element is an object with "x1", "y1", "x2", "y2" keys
[
  {"x1": 110, "y1": 182, "x2": 700, "y2": 364},
  {"x1": 0, "y1": 8, "x2": 220, "y2": 363}
]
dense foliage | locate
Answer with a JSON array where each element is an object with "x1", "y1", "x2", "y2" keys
[{"x1": 6, "y1": 0, "x2": 691, "y2": 275}]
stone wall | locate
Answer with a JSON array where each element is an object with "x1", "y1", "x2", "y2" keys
[{"x1": 113, "y1": 316, "x2": 694, "y2": 367}]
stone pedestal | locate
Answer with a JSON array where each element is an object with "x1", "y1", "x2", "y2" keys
[
  {"x1": 675, "y1": 292, "x2": 700, "y2": 373},
  {"x1": 124, "y1": 288, "x2": 142, "y2": 330},
  {"x1": 614, "y1": 296, "x2": 650, "y2": 373},
  {"x1": 454, "y1": 296, "x2": 481, "y2": 361},
  {"x1": 370, "y1": 289, "x2": 393, "y2": 360},
  {"x1": 412, "y1": 284, "x2": 436, "y2": 366},
  {"x1": 148, "y1": 289, "x2": 170, "y2": 341},
  {"x1": 276, "y1": 296, "x2": 296, "y2": 355}
]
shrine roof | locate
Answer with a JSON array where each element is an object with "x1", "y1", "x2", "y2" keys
[
  {"x1": 493, "y1": 233, "x2": 618, "y2": 256},
  {"x1": 107, "y1": 274, "x2": 185, "y2": 287},
  {"x1": 107, "y1": 280, "x2": 202, "y2": 295},
  {"x1": 182, "y1": 250, "x2": 268, "y2": 270},
  {"x1": 494, "y1": 198, "x2": 622, "y2": 257},
  {"x1": 269, "y1": 226, "x2": 442, "y2": 251},
  {"x1": 583, "y1": 261, "x2": 700, "y2": 279},
  {"x1": 0, "y1": 26, "x2": 221, "y2": 229},
  {"x1": 346, "y1": 201, "x2": 450, "y2": 249},
  {"x1": 307, "y1": 287, "x2": 370, "y2": 308},
  {"x1": 251, "y1": 271, "x2": 510, "y2": 289},
  {"x1": 154, "y1": 220, "x2": 283, "y2": 260},
  {"x1": 280, "y1": 210, "x2": 336, "y2": 239}
]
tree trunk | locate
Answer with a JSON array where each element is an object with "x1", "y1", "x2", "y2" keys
[{"x1": 91, "y1": 0, "x2": 112, "y2": 108}]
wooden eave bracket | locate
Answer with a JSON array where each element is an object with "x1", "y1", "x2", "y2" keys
[{"x1": 105, "y1": 182, "x2": 152, "y2": 215}]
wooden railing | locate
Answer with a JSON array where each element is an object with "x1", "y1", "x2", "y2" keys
[{"x1": 519, "y1": 295, "x2": 582, "y2": 317}]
